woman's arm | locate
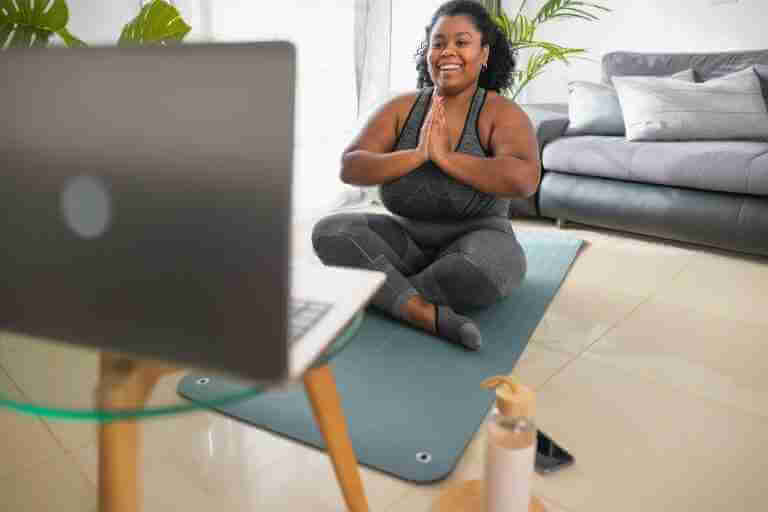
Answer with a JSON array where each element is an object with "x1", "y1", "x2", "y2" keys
[
  {"x1": 340, "y1": 92, "x2": 431, "y2": 186},
  {"x1": 430, "y1": 97, "x2": 541, "y2": 199}
]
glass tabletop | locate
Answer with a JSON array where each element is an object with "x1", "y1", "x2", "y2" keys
[{"x1": 0, "y1": 311, "x2": 364, "y2": 422}]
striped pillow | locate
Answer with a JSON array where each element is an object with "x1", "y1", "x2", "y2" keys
[{"x1": 613, "y1": 67, "x2": 768, "y2": 141}]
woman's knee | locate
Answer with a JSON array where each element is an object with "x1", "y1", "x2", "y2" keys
[
  {"x1": 432, "y1": 253, "x2": 504, "y2": 310},
  {"x1": 311, "y1": 213, "x2": 370, "y2": 266},
  {"x1": 311, "y1": 212, "x2": 367, "y2": 242},
  {"x1": 437, "y1": 232, "x2": 527, "y2": 307}
]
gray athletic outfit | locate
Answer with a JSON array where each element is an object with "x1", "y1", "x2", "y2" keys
[{"x1": 312, "y1": 86, "x2": 526, "y2": 318}]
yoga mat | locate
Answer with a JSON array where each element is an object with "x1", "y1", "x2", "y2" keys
[{"x1": 178, "y1": 230, "x2": 582, "y2": 483}]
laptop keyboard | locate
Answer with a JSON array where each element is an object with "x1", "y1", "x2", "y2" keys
[{"x1": 289, "y1": 298, "x2": 333, "y2": 345}]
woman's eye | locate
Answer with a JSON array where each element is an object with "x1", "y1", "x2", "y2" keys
[
  {"x1": 431, "y1": 42, "x2": 442, "y2": 49},
  {"x1": 457, "y1": 41, "x2": 468, "y2": 47}
]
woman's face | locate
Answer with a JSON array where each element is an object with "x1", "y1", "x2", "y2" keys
[{"x1": 427, "y1": 15, "x2": 489, "y2": 95}]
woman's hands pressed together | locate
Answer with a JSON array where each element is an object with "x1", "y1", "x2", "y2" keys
[{"x1": 418, "y1": 94, "x2": 453, "y2": 166}]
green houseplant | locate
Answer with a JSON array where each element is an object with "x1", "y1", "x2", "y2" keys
[
  {"x1": 487, "y1": 0, "x2": 611, "y2": 100},
  {"x1": 0, "y1": 0, "x2": 191, "y2": 50}
]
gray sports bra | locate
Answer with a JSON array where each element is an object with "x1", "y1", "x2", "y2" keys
[{"x1": 379, "y1": 86, "x2": 510, "y2": 221}]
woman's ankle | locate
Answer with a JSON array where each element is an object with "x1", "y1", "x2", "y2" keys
[{"x1": 402, "y1": 295, "x2": 437, "y2": 333}]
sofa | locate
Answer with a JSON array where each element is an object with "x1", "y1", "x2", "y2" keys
[{"x1": 511, "y1": 49, "x2": 768, "y2": 258}]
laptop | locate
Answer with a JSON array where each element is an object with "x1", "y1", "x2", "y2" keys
[{"x1": 0, "y1": 42, "x2": 384, "y2": 382}]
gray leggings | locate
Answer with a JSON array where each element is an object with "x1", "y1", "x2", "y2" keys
[{"x1": 311, "y1": 212, "x2": 527, "y2": 316}]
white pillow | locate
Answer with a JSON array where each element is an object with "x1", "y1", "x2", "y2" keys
[
  {"x1": 566, "y1": 69, "x2": 694, "y2": 136},
  {"x1": 613, "y1": 67, "x2": 768, "y2": 141}
]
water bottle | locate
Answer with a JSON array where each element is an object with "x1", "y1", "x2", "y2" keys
[{"x1": 481, "y1": 375, "x2": 537, "y2": 512}]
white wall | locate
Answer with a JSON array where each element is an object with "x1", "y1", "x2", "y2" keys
[
  {"x1": 513, "y1": 0, "x2": 768, "y2": 103},
  {"x1": 207, "y1": 1, "x2": 356, "y2": 220},
  {"x1": 66, "y1": 1, "x2": 206, "y2": 44},
  {"x1": 64, "y1": 1, "x2": 356, "y2": 221},
  {"x1": 389, "y1": 0, "x2": 445, "y2": 93}
]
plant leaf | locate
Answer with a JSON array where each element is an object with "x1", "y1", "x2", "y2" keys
[
  {"x1": 32, "y1": 28, "x2": 50, "y2": 46},
  {"x1": 9, "y1": 24, "x2": 33, "y2": 47},
  {"x1": 56, "y1": 26, "x2": 86, "y2": 47},
  {"x1": 118, "y1": 0, "x2": 191, "y2": 47},
  {"x1": 0, "y1": 22, "x2": 13, "y2": 47},
  {"x1": 32, "y1": 0, "x2": 51, "y2": 20},
  {"x1": 16, "y1": 0, "x2": 31, "y2": 21},
  {"x1": 534, "y1": 0, "x2": 611, "y2": 24},
  {"x1": 497, "y1": 0, "x2": 609, "y2": 99},
  {"x1": 0, "y1": 0, "x2": 68, "y2": 49}
]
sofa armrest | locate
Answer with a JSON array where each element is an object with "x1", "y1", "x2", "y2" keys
[
  {"x1": 506, "y1": 103, "x2": 569, "y2": 219},
  {"x1": 520, "y1": 103, "x2": 570, "y2": 150}
]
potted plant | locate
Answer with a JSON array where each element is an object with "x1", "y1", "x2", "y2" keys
[
  {"x1": 0, "y1": 0, "x2": 191, "y2": 49},
  {"x1": 485, "y1": 0, "x2": 611, "y2": 100}
]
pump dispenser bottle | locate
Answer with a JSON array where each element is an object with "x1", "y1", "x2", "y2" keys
[{"x1": 481, "y1": 375, "x2": 537, "y2": 512}]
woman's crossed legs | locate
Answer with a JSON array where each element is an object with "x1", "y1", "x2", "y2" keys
[{"x1": 311, "y1": 212, "x2": 526, "y2": 349}]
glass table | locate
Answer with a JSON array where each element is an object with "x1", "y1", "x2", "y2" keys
[{"x1": 0, "y1": 311, "x2": 370, "y2": 512}]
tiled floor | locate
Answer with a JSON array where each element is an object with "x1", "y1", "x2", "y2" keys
[{"x1": 2, "y1": 216, "x2": 767, "y2": 511}]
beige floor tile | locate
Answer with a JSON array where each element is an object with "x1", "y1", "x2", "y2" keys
[
  {"x1": 73, "y1": 441, "x2": 232, "y2": 512},
  {"x1": 74, "y1": 403, "x2": 410, "y2": 511},
  {"x1": 0, "y1": 331, "x2": 100, "y2": 412},
  {"x1": 0, "y1": 363, "x2": 22, "y2": 400},
  {"x1": 653, "y1": 249, "x2": 768, "y2": 326},
  {"x1": 387, "y1": 482, "x2": 572, "y2": 512},
  {"x1": 381, "y1": 420, "x2": 495, "y2": 512},
  {"x1": 0, "y1": 370, "x2": 67, "y2": 480},
  {"x1": 0, "y1": 444, "x2": 96, "y2": 512},
  {"x1": 531, "y1": 284, "x2": 645, "y2": 355},
  {"x1": 514, "y1": 344, "x2": 576, "y2": 391},
  {"x1": 512, "y1": 218, "x2": 696, "y2": 255},
  {"x1": 531, "y1": 356, "x2": 768, "y2": 512},
  {"x1": 158, "y1": 438, "x2": 409, "y2": 512},
  {"x1": 584, "y1": 299, "x2": 768, "y2": 418},
  {"x1": 0, "y1": 330, "x2": 178, "y2": 452},
  {"x1": 554, "y1": 238, "x2": 693, "y2": 299},
  {"x1": 73, "y1": 411, "x2": 300, "y2": 481}
]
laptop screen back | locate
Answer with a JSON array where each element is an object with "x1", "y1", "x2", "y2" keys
[{"x1": 0, "y1": 42, "x2": 295, "y2": 381}]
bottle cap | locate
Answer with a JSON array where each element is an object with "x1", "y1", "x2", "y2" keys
[{"x1": 481, "y1": 375, "x2": 535, "y2": 418}]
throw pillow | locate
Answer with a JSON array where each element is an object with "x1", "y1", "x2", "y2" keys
[
  {"x1": 566, "y1": 69, "x2": 694, "y2": 136},
  {"x1": 754, "y1": 64, "x2": 768, "y2": 107},
  {"x1": 613, "y1": 67, "x2": 768, "y2": 141}
]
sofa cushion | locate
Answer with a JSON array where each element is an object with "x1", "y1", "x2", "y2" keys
[
  {"x1": 542, "y1": 135, "x2": 768, "y2": 196},
  {"x1": 755, "y1": 64, "x2": 768, "y2": 106},
  {"x1": 602, "y1": 49, "x2": 768, "y2": 83},
  {"x1": 566, "y1": 69, "x2": 694, "y2": 136},
  {"x1": 520, "y1": 104, "x2": 571, "y2": 149},
  {"x1": 613, "y1": 67, "x2": 768, "y2": 141}
]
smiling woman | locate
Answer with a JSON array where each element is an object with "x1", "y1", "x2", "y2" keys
[
  {"x1": 311, "y1": 0, "x2": 539, "y2": 351},
  {"x1": 415, "y1": 0, "x2": 515, "y2": 94}
]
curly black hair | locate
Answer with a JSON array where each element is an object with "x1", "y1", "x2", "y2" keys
[{"x1": 415, "y1": 0, "x2": 515, "y2": 93}]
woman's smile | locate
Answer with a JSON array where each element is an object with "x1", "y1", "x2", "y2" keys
[{"x1": 427, "y1": 14, "x2": 488, "y2": 95}]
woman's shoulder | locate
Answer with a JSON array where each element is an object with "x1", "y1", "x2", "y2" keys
[
  {"x1": 387, "y1": 89, "x2": 425, "y2": 113},
  {"x1": 483, "y1": 90, "x2": 521, "y2": 111},
  {"x1": 379, "y1": 90, "x2": 428, "y2": 132}
]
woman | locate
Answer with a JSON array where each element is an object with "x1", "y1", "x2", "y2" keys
[{"x1": 312, "y1": 0, "x2": 539, "y2": 350}]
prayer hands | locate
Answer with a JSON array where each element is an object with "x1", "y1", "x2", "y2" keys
[{"x1": 417, "y1": 94, "x2": 452, "y2": 165}]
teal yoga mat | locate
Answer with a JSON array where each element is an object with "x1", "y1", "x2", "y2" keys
[{"x1": 178, "y1": 230, "x2": 582, "y2": 483}]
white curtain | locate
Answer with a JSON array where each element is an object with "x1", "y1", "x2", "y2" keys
[
  {"x1": 340, "y1": 0, "x2": 392, "y2": 208},
  {"x1": 354, "y1": 0, "x2": 392, "y2": 118}
]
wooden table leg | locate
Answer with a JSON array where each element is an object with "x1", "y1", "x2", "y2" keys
[
  {"x1": 303, "y1": 364, "x2": 370, "y2": 512},
  {"x1": 96, "y1": 354, "x2": 178, "y2": 512}
]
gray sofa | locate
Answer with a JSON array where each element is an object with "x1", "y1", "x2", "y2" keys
[{"x1": 512, "y1": 49, "x2": 768, "y2": 257}]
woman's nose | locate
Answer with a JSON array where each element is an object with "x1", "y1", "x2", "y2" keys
[{"x1": 441, "y1": 45, "x2": 457, "y2": 56}]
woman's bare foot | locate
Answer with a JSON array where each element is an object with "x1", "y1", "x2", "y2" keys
[
  {"x1": 402, "y1": 295, "x2": 482, "y2": 350},
  {"x1": 402, "y1": 295, "x2": 437, "y2": 334}
]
